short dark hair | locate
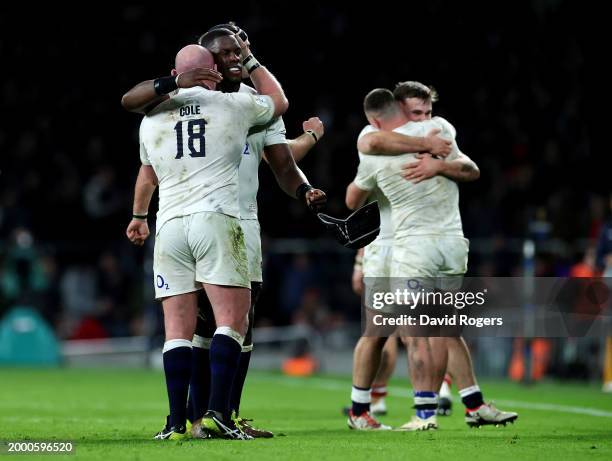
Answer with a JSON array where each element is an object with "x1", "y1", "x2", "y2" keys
[
  {"x1": 198, "y1": 28, "x2": 234, "y2": 48},
  {"x1": 363, "y1": 88, "x2": 397, "y2": 116},
  {"x1": 206, "y1": 22, "x2": 248, "y2": 42},
  {"x1": 393, "y1": 81, "x2": 439, "y2": 103}
]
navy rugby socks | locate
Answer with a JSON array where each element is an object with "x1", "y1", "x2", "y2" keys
[
  {"x1": 229, "y1": 349, "x2": 252, "y2": 416},
  {"x1": 163, "y1": 339, "x2": 193, "y2": 429},
  {"x1": 459, "y1": 385, "x2": 484, "y2": 411},
  {"x1": 187, "y1": 338, "x2": 211, "y2": 422},
  {"x1": 351, "y1": 385, "x2": 371, "y2": 415},
  {"x1": 208, "y1": 327, "x2": 243, "y2": 421}
]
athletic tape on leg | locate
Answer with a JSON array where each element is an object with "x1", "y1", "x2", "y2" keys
[{"x1": 214, "y1": 326, "x2": 245, "y2": 346}]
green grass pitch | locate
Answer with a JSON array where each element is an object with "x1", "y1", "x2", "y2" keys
[{"x1": 1, "y1": 368, "x2": 611, "y2": 460}]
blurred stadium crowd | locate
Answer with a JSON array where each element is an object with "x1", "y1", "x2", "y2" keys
[{"x1": 0, "y1": 1, "x2": 604, "y2": 354}]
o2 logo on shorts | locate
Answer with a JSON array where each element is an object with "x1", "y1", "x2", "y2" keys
[
  {"x1": 156, "y1": 275, "x2": 169, "y2": 290},
  {"x1": 243, "y1": 143, "x2": 250, "y2": 155}
]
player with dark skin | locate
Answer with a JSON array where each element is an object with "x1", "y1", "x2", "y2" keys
[
  {"x1": 122, "y1": 27, "x2": 326, "y2": 438},
  {"x1": 122, "y1": 31, "x2": 325, "y2": 208}
]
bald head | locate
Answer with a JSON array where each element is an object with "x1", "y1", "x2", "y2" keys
[{"x1": 174, "y1": 44, "x2": 215, "y2": 73}]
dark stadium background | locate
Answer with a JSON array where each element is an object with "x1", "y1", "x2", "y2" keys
[{"x1": 0, "y1": 2, "x2": 605, "y2": 378}]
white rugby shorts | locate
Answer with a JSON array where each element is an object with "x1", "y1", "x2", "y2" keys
[{"x1": 153, "y1": 212, "x2": 250, "y2": 299}]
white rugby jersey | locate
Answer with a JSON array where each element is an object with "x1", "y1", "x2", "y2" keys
[
  {"x1": 354, "y1": 117, "x2": 464, "y2": 243},
  {"x1": 139, "y1": 87, "x2": 274, "y2": 233},
  {"x1": 238, "y1": 83, "x2": 288, "y2": 220},
  {"x1": 357, "y1": 125, "x2": 394, "y2": 247},
  {"x1": 369, "y1": 188, "x2": 393, "y2": 246}
]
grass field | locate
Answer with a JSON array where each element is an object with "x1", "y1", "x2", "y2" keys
[{"x1": 1, "y1": 368, "x2": 611, "y2": 460}]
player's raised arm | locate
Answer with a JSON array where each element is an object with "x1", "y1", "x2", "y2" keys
[
  {"x1": 402, "y1": 117, "x2": 479, "y2": 183},
  {"x1": 357, "y1": 128, "x2": 452, "y2": 157},
  {"x1": 286, "y1": 117, "x2": 325, "y2": 162},
  {"x1": 121, "y1": 52, "x2": 223, "y2": 114},
  {"x1": 235, "y1": 34, "x2": 288, "y2": 117},
  {"x1": 438, "y1": 152, "x2": 480, "y2": 181},
  {"x1": 402, "y1": 152, "x2": 480, "y2": 184},
  {"x1": 121, "y1": 79, "x2": 168, "y2": 114}
]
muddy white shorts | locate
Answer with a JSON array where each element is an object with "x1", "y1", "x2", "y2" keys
[
  {"x1": 391, "y1": 235, "x2": 469, "y2": 291},
  {"x1": 240, "y1": 219, "x2": 263, "y2": 282},
  {"x1": 153, "y1": 212, "x2": 250, "y2": 299}
]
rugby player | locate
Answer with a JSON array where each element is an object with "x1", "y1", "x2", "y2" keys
[
  {"x1": 347, "y1": 83, "x2": 517, "y2": 430},
  {"x1": 123, "y1": 29, "x2": 326, "y2": 438},
  {"x1": 125, "y1": 43, "x2": 300, "y2": 440}
]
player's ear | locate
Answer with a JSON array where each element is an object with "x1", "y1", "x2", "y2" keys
[{"x1": 170, "y1": 69, "x2": 178, "y2": 76}]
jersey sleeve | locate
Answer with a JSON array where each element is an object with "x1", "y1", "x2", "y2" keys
[
  {"x1": 432, "y1": 117, "x2": 461, "y2": 161},
  {"x1": 433, "y1": 116, "x2": 457, "y2": 139},
  {"x1": 357, "y1": 124, "x2": 377, "y2": 142},
  {"x1": 139, "y1": 121, "x2": 151, "y2": 166},
  {"x1": 263, "y1": 117, "x2": 288, "y2": 146},
  {"x1": 233, "y1": 93, "x2": 275, "y2": 127},
  {"x1": 353, "y1": 154, "x2": 377, "y2": 191}
]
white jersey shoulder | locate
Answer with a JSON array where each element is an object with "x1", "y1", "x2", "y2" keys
[
  {"x1": 354, "y1": 125, "x2": 393, "y2": 245},
  {"x1": 432, "y1": 116, "x2": 456, "y2": 139},
  {"x1": 139, "y1": 87, "x2": 274, "y2": 233},
  {"x1": 357, "y1": 124, "x2": 377, "y2": 140},
  {"x1": 237, "y1": 84, "x2": 288, "y2": 220},
  {"x1": 353, "y1": 120, "x2": 463, "y2": 241}
]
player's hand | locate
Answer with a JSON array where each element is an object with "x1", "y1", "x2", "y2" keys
[
  {"x1": 352, "y1": 268, "x2": 364, "y2": 296},
  {"x1": 401, "y1": 154, "x2": 443, "y2": 184},
  {"x1": 126, "y1": 219, "x2": 150, "y2": 246},
  {"x1": 303, "y1": 117, "x2": 324, "y2": 141},
  {"x1": 233, "y1": 25, "x2": 250, "y2": 48},
  {"x1": 425, "y1": 128, "x2": 452, "y2": 157},
  {"x1": 230, "y1": 27, "x2": 253, "y2": 79},
  {"x1": 305, "y1": 188, "x2": 327, "y2": 211},
  {"x1": 230, "y1": 22, "x2": 250, "y2": 44},
  {"x1": 176, "y1": 67, "x2": 223, "y2": 89},
  {"x1": 234, "y1": 33, "x2": 252, "y2": 60}
]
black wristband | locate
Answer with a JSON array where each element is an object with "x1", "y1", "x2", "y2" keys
[
  {"x1": 296, "y1": 183, "x2": 314, "y2": 200},
  {"x1": 242, "y1": 54, "x2": 261, "y2": 74},
  {"x1": 153, "y1": 76, "x2": 178, "y2": 95},
  {"x1": 133, "y1": 214, "x2": 148, "y2": 221},
  {"x1": 306, "y1": 130, "x2": 318, "y2": 142}
]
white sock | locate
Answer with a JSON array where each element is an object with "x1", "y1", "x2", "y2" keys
[
  {"x1": 351, "y1": 386, "x2": 371, "y2": 404},
  {"x1": 192, "y1": 334, "x2": 211, "y2": 349},
  {"x1": 214, "y1": 326, "x2": 244, "y2": 346},
  {"x1": 459, "y1": 384, "x2": 481, "y2": 398},
  {"x1": 440, "y1": 380, "x2": 452, "y2": 399},
  {"x1": 162, "y1": 338, "x2": 192, "y2": 353}
]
